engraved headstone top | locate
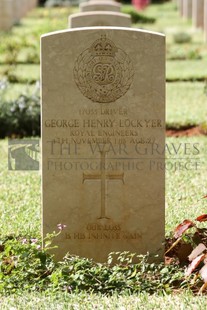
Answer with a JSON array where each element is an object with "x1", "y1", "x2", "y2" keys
[
  {"x1": 41, "y1": 27, "x2": 165, "y2": 263},
  {"x1": 74, "y1": 35, "x2": 134, "y2": 102}
]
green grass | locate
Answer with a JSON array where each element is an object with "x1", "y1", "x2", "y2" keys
[
  {"x1": 0, "y1": 140, "x2": 40, "y2": 238},
  {"x1": 166, "y1": 60, "x2": 207, "y2": 81},
  {"x1": 166, "y1": 136, "x2": 207, "y2": 233},
  {"x1": 0, "y1": 291, "x2": 207, "y2": 309},
  {"x1": 166, "y1": 82, "x2": 207, "y2": 127}
]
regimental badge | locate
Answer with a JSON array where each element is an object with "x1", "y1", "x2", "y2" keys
[{"x1": 73, "y1": 35, "x2": 134, "y2": 103}]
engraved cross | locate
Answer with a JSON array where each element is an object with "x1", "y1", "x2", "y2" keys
[{"x1": 83, "y1": 150, "x2": 124, "y2": 219}]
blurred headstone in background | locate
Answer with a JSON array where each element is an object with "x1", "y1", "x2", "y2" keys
[
  {"x1": 192, "y1": 0, "x2": 204, "y2": 29},
  {"x1": 0, "y1": 0, "x2": 38, "y2": 31}
]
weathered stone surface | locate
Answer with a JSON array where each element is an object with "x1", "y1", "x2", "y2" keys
[
  {"x1": 69, "y1": 12, "x2": 131, "y2": 28},
  {"x1": 41, "y1": 27, "x2": 165, "y2": 263},
  {"x1": 80, "y1": 0, "x2": 121, "y2": 12}
]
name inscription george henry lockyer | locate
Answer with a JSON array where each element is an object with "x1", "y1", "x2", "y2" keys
[
  {"x1": 73, "y1": 35, "x2": 134, "y2": 103},
  {"x1": 41, "y1": 28, "x2": 165, "y2": 262}
]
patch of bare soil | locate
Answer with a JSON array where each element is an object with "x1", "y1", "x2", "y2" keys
[{"x1": 166, "y1": 126, "x2": 205, "y2": 137}]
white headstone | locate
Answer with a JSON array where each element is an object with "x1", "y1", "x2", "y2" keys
[
  {"x1": 13, "y1": 0, "x2": 22, "y2": 23},
  {"x1": 205, "y1": 0, "x2": 207, "y2": 42},
  {"x1": 21, "y1": 0, "x2": 30, "y2": 17},
  {"x1": 177, "y1": 0, "x2": 184, "y2": 16},
  {"x1": 80, "y1": 0, "x2": 121, "y2": 12},
  {"x1": 192, "y1": 0, "x2": 204, "y2": 29},
  {"x1": 41, "y1": 27, "x2": 165, "y2": 263},
  {"x1": 183, "y1": 0, "x2": 192, "y2": 19},
  {"x1": 29, "y1": 0, "x2": 38, "y2": 10},
  {"x1": 69, "y1": 12, "x2": 131, "y2": 28},
  {"x1": 0, "y1": 0, "x2": 14, "y2": 31}
]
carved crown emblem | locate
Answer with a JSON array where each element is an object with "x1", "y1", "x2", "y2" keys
[
  {"x1": 90, "y1": 35, "x2": 118, "y2": 57},
  {"x1": 74, "y1": 34, "x2": 134, "y2": 103}
]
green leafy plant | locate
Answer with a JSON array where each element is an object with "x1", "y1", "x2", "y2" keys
[
  {"x1": 0, "y1": 236, "x2": 53, "y2": 294},
  {"x1": 48, "y1": 251, "x2": 184, "y2": 295},
  {"x1": 0, "y1": 227, "x2": 185, "y2": 295},
  {"x1": 173, "y1": 32, "x2": 192, "y2": 44},
  {"x1": 0, "y1": 82, "x2": 40, "y2": 138}
]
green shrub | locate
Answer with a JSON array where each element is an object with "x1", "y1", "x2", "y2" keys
[
  {"x1": 45, "y1": 0, "x2": 71, "y2": 7},
  {"x1": 122, "y1": 8, "x2": 156, "y2": 24},
  {"x1": 0, "y1": 82, "x2": 40, "y2": 138},
  {"x1": 173, "y1": 32, "x2": 192, "y2": 44}
]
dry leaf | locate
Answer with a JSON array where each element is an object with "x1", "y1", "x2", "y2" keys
[
  {"x1": 198, "y1": 282, "x2": 207, "y2": 294},
  {"x1": 200, "y1": 263, "x2": 207, "y2": 283},
  {"x1": 174, "y1": 219, "x2": 194, "y2": 239},
  {"x1": 188, "y1": 243, "x2": 206, "y2": 262},
  {"x1": 196, "y1": 214, "x2": 207, "y2": 222},
  {"x1": 185, "y1": 254, "x2": 205, "y2": 277}
]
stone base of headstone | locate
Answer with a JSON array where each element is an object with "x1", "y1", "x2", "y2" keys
[{"x1": 69, "y1": 11, "x2": 131, "y2": 28}]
